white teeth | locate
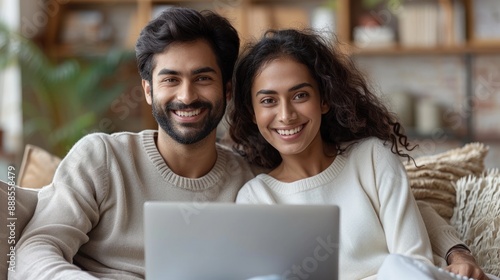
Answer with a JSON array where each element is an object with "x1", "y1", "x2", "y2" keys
[
  {"x1": 276, "y1": 126, "x2": 303, "y2": 136},
  {"x1": 175, "y1": 109, "x2": 201, "y2": 117}
]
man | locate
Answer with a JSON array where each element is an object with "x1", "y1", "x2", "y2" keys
[
  {"x1": 11, "y1": 8, "x2": 255, "y2": 280},
  {"x1": 11, "y1": 7, "x2": 489, "y2": 280}
]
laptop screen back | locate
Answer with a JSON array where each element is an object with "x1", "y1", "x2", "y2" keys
[{"x1": 144, "y1": 202, "x2": 339, "y2": 280}]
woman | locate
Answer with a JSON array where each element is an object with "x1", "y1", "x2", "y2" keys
[{"x1": 227, "y1": 29, "x2": 435, "y2": 279}]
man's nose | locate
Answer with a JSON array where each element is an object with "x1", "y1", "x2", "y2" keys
[{"x1": 176, "y1": 82, "x2": 198, "y2": 104}]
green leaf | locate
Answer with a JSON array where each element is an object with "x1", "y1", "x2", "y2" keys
[
  {"x1": 362, "y1": 0, "x2": 385, "y2": 9},
  {"x1": 1, "y1": 21, "x2": 135, "y2": 157}
]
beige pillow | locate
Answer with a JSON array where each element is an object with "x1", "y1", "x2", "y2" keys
[
  {"x1": 451, "y1": 169, "x2": 500, "y2": 276},
  {"x1": 0, "y1": 180, "x2": 39, "y2": 279},
  {"x1": 17, "y1": 144, "x2": 61, "y2": 189},
  {"x1": 405, "y1": 143, "x2": 488, "y2": 220}
]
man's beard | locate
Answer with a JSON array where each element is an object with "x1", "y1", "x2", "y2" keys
[{"x1": 151, "y1": 89, "x2": 226, "y2": 145}]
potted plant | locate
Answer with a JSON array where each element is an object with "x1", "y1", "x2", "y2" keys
[{"x1": 0, "y1": 22, "x2": 135, "y2": 157}]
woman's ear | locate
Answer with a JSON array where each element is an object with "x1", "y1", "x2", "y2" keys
[
  {"x1": 225, "y1": 81, "x2": 232, "y2": 102},
  {"x1": 321, "y1": 100, "x2": 330, "y2": 114},
  {"x1": 142, "y1": 80, "x2": 152, "y2": 105}
]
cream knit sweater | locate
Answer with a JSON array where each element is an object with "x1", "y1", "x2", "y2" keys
[
  {"x1": 236, "y1": 138, "x2": 435, "y2": 279},
  {"x1": 11, "y1": 130, "x2": 256, "y2": 280}
]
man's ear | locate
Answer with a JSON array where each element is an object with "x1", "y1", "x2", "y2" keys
[{"x1": 142, "y1": 79, "x2": 152, "y2": 105}]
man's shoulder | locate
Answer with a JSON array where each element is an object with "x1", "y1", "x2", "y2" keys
[
  {"x1": 82, "y1": 129, "x2": 155, "y2": 141},
  {"x1": 76, "y1": 130, "x2": 156, "y2": 148},
  {"x1": 63, "y1": 130, "x2": 156, "y2": 162}
]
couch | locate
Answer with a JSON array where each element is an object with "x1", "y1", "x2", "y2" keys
[
  {"x1": 403, "y1": 142, "x2": 500, "y2": 277},
  {"x1": 1, "y1": 143, "x2": 499, "y2": 279}
]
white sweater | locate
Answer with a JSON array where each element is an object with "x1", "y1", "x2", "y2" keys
[
  {"x1": 236, "y1": 138, "x2": 435, "y2": 279},
  {"x1": 11, "y1": 130, "x2": 256, "y2": 280}
]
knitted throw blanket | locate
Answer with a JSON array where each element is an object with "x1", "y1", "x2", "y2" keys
[{"x1": 451, "y1": 168, "x2": 500, "y2": 276}]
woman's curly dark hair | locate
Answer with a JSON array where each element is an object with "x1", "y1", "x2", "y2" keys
[{"x1": 228, "y1": 29, "x2": 415, "y2": 169}]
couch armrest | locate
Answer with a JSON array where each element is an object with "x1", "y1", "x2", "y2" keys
[{"x1": 0, "y1": 179, "x2": 39, "y2": 279}]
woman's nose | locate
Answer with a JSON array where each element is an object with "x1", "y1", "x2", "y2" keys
[{"x1": 278, "y1": 102, "x2": 298, "y2": 124}]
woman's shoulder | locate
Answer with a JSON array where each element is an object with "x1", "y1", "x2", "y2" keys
[
  {"x1": 236, "y1": 175, "x2": 273, "y2": 204},
  {"x1": 340, "y1": 137, "x2": 404, "y2": 172},
  {"x1": 341, "y1": 137, "x2": 391, "y2": 156}
]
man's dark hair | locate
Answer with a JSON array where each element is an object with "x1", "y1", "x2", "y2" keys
[{"x1": 135, "y1": 7, "x2": 240, "y2": 86}]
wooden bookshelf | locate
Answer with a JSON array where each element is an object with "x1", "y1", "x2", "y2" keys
[
  {"x1": 348, "y1": 45, "x2": 500, "y2": 56},
  {"x1": 44, "y1": 0, "x2": 335, "y2": 57},
  {"x1": 336, "y1": 0, "x2": 500, "y2": 54},
  {"x1": 41, "y1": 0, "x2": 500, "y2": 141},
  {"x1": 336, "y1": 0, "x2": 500, "y2": 143},
  {"x1": 43, "y1": 0, "x2": 500, "y2": 59}
]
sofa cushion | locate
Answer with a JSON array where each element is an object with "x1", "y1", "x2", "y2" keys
[
  {"x1": 451, "y1": 168, "x2": 500, "y2": 276},
  {"x1": 0, "y1": 180, "x2": 39, "y2": 279},
  {"x1": 405, "y1": 142, "x2": 488, "y2": 220},
  {"x1": 17, "y1": 144, "x2": 61, "y2": 189}
]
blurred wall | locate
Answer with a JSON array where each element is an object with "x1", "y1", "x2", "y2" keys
[{"x1": 0, "y1": 0, "x2": 22, "y2": 157}]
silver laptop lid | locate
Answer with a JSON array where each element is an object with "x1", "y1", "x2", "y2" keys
[{"x1": 144, "y1": 202, "x2": 339, "y2": 280}]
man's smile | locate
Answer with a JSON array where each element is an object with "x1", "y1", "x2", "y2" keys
[{"x1": 173, "y1": 108, "x2": 202, "y2": 117}]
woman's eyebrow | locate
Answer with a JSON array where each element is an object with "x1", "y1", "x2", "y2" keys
[
  {"x1": 288, "y1": 82, "x2": 313, "y2": 92},
  {"x1": 255, "y1": 82, "x2": 313, "y2": 96}
]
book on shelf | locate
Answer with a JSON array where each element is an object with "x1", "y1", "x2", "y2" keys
[
  {"x1": 397, "y1": 0, "x2": 465, "y2": 48},
  {"x1": 452, "y1": 0, "x2": 466, "y2": 46},
  {"x1": 398, "y1": 3, "x2": 438, "y2": 48}
]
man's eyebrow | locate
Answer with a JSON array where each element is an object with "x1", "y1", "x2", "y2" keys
[
  {"x1": 192, "y1": 67, "x2": 217, "y2": 75},
  {"x1": 256, "y1": 82, "x2": 314, "y2": 95},
  {"x1": 157, "y1": 68, "x2": 179, "y2": 76},
  {"x1": 156, "y1": 67, "x2": 217, "y2": 76}
]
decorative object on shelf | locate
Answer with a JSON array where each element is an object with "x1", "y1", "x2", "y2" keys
[
  {"x1": 470, "y1": 0, "x2": 500, "y2": 45},
  {"x1": 60, "y1": 10, "x2": 111, "y2": 45},
  {"x1": 311, "y1": 0, "x2": 337, "y2": 39},
  {"x1": 311, "y1": 6, "x2": 336, "y2": 40},
  {"x1": 45, "y1": 2, "x2": 139, "y2": 57},
  {"x1": 353, "y1": 2, "x2": 396, "y2": 48},
  {"x1": 386, "y1": 91, "x2": 414, "y2": 128},
  {"x1": 353, "y1": 24, "x2": 395, "y2": 48},
  {"x1": 415, "y1": 97, "x2": 442, "y2": 135}
]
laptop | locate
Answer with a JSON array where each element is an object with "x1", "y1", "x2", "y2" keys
[{"x1": 144, "y1": 202, "x2": 340, "y2": 280}]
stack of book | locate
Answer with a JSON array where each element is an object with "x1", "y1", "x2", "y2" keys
[{"x1": 398, "y1": 0, "x2": 465, "y2": 48}]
